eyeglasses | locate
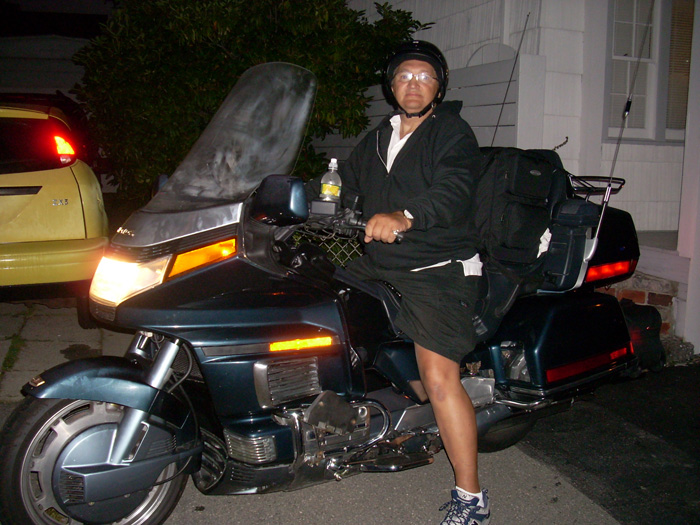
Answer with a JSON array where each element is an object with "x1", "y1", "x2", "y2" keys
[{"x1": 393, "y1": 71, "x2": 438, "y2": 84}]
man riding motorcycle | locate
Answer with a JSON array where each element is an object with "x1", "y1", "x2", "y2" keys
[{"x1": 309, "y1": 40, "x2": 490, "y2": 525}]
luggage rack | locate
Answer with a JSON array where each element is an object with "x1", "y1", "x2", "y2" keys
[{"x1": 569, "y1": 175, "x2": 626, "y2": 200}]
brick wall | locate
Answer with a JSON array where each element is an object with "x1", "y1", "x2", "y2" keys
[{"x1": 600, "y1": 272, "x2": 677, "y2": 335}]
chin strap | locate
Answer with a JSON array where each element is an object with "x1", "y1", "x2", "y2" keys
[{"x1": 399, "y1": 101, "x2": 436, "y2": 119}]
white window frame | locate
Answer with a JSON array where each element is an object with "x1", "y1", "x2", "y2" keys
[{"x1": 607, "y1": 0, "x2": 662, "y2": 141}]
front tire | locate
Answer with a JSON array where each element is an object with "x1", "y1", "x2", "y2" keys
[{"x1": 0, "y1": 397, "x2": 187, "y2": 524}]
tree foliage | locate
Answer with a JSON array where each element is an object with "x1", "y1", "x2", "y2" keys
[{"x1": 73, "y1": 0, "x2": 428, "y2": 200}]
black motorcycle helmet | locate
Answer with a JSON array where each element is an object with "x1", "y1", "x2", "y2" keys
[{"x1": 383, "y1": 40, "x2": 449, "y2": 118}]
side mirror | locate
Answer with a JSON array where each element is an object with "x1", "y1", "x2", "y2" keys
[{"x1": 250, "y1": 175, "x2": 308, "y2": 226}]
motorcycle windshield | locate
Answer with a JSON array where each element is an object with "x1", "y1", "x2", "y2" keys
[{"x1": 145, "y1": 62, "x2": 317, "y2": 213}]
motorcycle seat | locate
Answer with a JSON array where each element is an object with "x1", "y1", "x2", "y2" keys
[{"x1": 334, "y1": 267, "x2": 402, "y2": 334}]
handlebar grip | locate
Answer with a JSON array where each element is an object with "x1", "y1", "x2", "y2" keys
[{"x1": 350, "y1": 218, "x2": 404, "y2": 243}]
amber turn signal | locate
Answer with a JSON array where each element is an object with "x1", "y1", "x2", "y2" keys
[
  {"x1": 270, "y1": 336, "x2": 334, "y2": 352},
  {"x1": 168, "y1": 238, "x2": 237, "y2": 279}
]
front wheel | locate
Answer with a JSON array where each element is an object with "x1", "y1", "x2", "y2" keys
[{"x1": 0, "y1": 397, "x2": 188, "y2": 524}]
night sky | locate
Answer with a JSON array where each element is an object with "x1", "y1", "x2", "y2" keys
[{"x1": 0, "y1": 0, "x2": 112, "y2": 38}]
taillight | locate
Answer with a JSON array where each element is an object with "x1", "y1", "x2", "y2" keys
[
  {"x1": 546, "y1": 345, "x2": 633, "y2": 383},
  {"x1": 54, "y1": 135, "x2": 76, "y2": 165},
  {"x1": 585, "y1": 259, "x2": 637, "y2": 283}
]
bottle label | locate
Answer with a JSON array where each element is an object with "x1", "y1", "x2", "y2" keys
[{"x1": 321, "y1": 183, "x2": 340, "y2": 197}]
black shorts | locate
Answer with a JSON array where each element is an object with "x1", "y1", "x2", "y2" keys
[{"x1": 346, "y1": 256, "x2": 480, "y2": 363}]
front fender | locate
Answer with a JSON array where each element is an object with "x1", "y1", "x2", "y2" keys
[
  {"x1": 26, "y1": 356, "x2": 191, "y2": 419},
  {"x1": 22, "y1": 356, "x2": 195, "y2": 435},
  {"x1": 21, "y1": 356, "x2": 159, "y2": 410}
]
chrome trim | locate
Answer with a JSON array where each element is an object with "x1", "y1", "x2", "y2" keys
[
  {"x1": 254, "y1": 357, "x2": 322, "y2": 408},
  {"x1": 393, "y1": 402, "x2": 436, "y2": 433},
  {"x1": 203, "y1": 343, "x2": 268, "y2": 356},
  {"x1": 575, "y1": 236, "x2": 596, "y2": 287},
  {"x1": 224, "y1": 430, "x2": 277, "y2": 464},
  {"x1": 461, "y1": 376, "x2": 495, "y2": 408},
  {"x1": 352, "y1": 400, "x2": 391, "y2": 449},
  {"x1": 113, "y1": 202, "x2": 242, "y2": 248},
  {"x1": 303, "y1": 405, "x2": 372, "y2": 453},
  {"x1": 494, "y1": 397, "x2": 552, "y2": 410},
  {"x1": 110, "y1": 337, "x2": 182, "y2": 464}
]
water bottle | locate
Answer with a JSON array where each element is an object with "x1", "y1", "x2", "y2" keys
[{"x1": 319, "y1": 158, "x2": 341, "y2": 202}]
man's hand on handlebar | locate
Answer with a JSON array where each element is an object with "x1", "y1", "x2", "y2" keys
[{"x1": 364, "y1": 211, "x2": 411, "y2": 244}]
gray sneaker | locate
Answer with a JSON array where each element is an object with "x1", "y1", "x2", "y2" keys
[{"x1": 439, "y1": 489, "x2": 490, "y2": 525}]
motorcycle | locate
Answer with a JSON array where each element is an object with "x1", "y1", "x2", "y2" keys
[{"x1": 0, "y1": 62, "x2": 641, "y2": 524}]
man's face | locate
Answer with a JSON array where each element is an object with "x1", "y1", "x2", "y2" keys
[{"x1": 391, "y1": 59, "x2": 440, "y2": 114}]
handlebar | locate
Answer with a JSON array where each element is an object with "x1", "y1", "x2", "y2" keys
[
  {"x1": 303, "y1": 210, "x2": 404, "y2": 243},
  {"x1": 347, "y1": 216, "x2": 404, "y2": 243}
]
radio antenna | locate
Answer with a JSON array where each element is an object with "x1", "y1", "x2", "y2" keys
[
  {"x1": 491, "y1": 12, "x2": 530, "y2": 147},
  {"x1": 586, "y1": 0, "x2": 655, "y2": 262}
]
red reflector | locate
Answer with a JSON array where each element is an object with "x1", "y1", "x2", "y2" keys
[
  {"x1": 585, "y1": 260, "x2": 637, "y2": 282},
  {"x1": 546, "y1": 346, "x2": 631, "y2": 383},
  {"x1": 54, "y1": 136, "x2": 75, "y2": 155}
]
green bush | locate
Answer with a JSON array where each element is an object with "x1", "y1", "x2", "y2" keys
[{"x1": 74, "y1": 0, "x2": 428, "y2": 201}]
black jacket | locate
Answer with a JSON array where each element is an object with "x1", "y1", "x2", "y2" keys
[{"x1": 340, "y1": 100, "x2": 483, "y2": 270}]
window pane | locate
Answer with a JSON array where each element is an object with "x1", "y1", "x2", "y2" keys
[
  {"x1": 611, "y1": 60, "x2": 629, "y2": 93},
  {"x1": 609, "y1": 94, "x2": 629, "y2": 126},
  {"x1": 609, "y1": 0, "x2": 655, "y2": 136},
  {"x1": 638, "y1": 0, "x2": 654, "y2": 23},
  {"x1": 616, "y1": 0, "x2": 635, "y2": 22},
  {"x1": 635, "y1": 23, "x2": 652, "y2": 58},
  {"x1": 614, "y1": 22, "x2": 634, "y2": 56},
  {"x1": 632, "y1": 62, "x2": 648, "y2": 95},
  {"x1": 627, "y1": 94, "x2": 646, "y2": 128}
]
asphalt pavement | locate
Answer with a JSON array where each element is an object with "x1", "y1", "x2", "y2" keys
[
  {"x1": 520, "y1": 360, "x2": 700, "y2": 524},
  {"x1": 0, "y1": 298, "x2": 626, "y2": 524}
]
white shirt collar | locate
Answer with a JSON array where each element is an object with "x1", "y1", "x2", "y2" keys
[{"x1": 387, "y1": 115, "x2": 413, "y2": 172}]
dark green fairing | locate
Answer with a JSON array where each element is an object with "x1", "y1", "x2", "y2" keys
[
  {"x1": 113, "y1": 254, "x2": 364, "y2": 417},
  {"x1": 481, "y1": 291, "x2": 635, "y2": 394}
]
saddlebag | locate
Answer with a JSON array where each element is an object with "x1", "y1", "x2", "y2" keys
[{"x1": 620, "y1": 299, "x2": 665, "y2": 372}]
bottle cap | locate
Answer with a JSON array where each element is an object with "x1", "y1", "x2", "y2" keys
[{"x1": 329, "y1": 158, "x2": 338, "y2": 170}]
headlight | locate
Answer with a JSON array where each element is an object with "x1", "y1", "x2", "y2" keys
[{"x1": 89, "y1": 254, "x2": 171, "y2": 307}]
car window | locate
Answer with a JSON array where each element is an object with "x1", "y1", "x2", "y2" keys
[{"x1": 0, "y1": 117, "x2": 76, "y2": 175}]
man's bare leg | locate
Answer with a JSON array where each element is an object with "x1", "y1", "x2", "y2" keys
[{"x1": 415, "y1": 343, "x2": 480, "y2": 492}]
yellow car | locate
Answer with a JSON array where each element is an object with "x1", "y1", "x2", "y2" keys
[{"x1": 0, "y1": 101, "x2": 108, "y2": 323}]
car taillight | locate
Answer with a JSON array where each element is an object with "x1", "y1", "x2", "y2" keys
[
  {"x1": 54, "y1": 135, "x2": 76, "y2": 165},
  {"x1": 584, "y1": 259, "x2": 637, "y2": 283}
]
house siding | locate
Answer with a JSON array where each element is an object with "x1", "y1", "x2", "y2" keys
[
  {"x1": 0, "y1": 36, "x2": 87, "y2": 96},
  {"x1": 602, "y1": 143, "x2": 684, "y2": 231},
  {"x1": 341, "y1": 1, "x2": 696, "y2": 347},
  {"x1": 344, "y1": 0, "x2": 683, "y2": 233}
]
